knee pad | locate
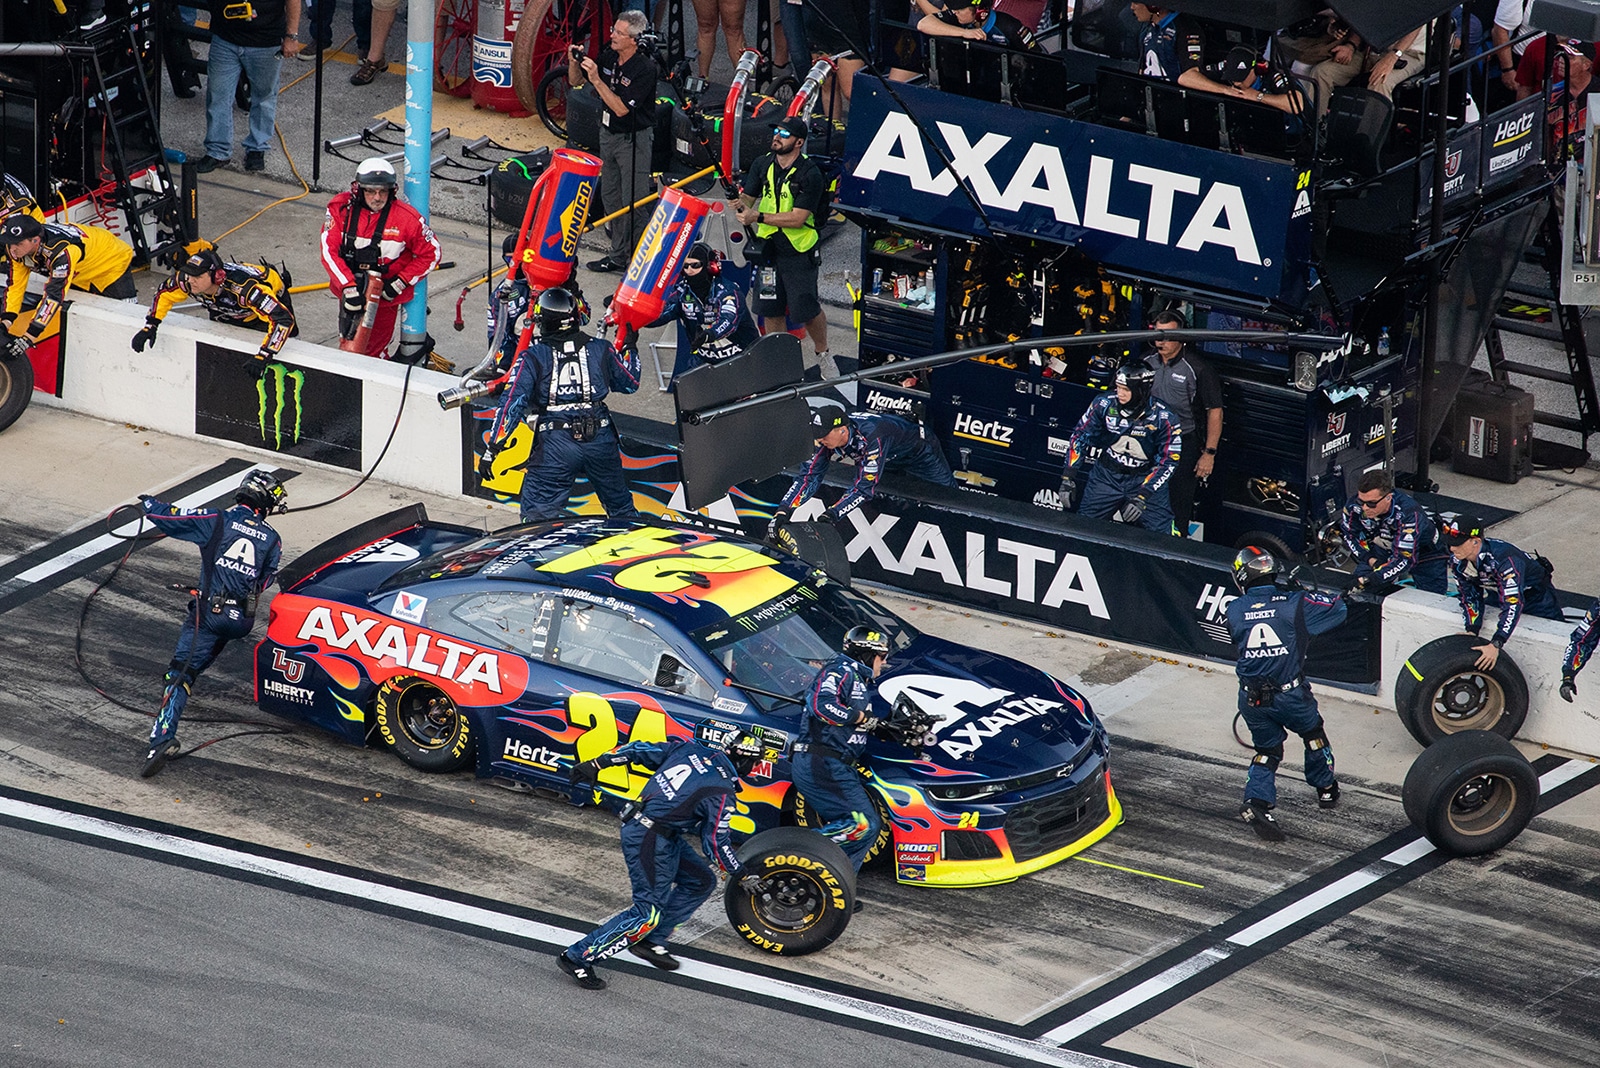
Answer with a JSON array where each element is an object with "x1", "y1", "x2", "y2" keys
[
  {"x1": 1251, "y1": 744, "x2": 1283, "y2": 771},
  {"x1": 1299, "y1": 723, "x2": 1330, "y2": 751}
]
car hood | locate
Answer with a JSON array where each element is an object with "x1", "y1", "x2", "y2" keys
[{"x1": 869, "y1": 634, "x2": 1103, "y2": 780}]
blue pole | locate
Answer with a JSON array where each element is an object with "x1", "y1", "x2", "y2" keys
[{"x1": 401, "y1": 0, "x2": 434, "y2": 347}]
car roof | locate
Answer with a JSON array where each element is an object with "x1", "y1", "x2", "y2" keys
[{"x1": 382, "y1": 517, "x2": 816, "y2": 628}]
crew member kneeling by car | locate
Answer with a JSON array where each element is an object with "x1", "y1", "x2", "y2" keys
[
  {"x1": 791, "y1": 626, "x2": 890, "y2": 887},
  {"x1": 137, "y1": 471, "x2": 287, "y2": 779},
  {"x1": 1226, "y1": 546, "x2": 1347, "y2": 842},
  {"x1": 559, "y1": 732, "x2": 766, "y2": 989},
  {"x1": 1059, "y1": 361, "x2": 1182, "y2": 533},
  {"x1": 481, "y1": 286, "x2": 641, "y2": 524}
]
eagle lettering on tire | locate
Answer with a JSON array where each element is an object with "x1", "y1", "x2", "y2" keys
[
  {"x1": 373, "y1": 675, "x2": 476, "y2": 773},
  {"x1": 725, "y1": 826, "x2": 855, "y2": 955}
]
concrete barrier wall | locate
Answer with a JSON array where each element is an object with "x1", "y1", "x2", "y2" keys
[
  {"x1": 1381, "y1": 588, "x2": 1596, "y2": 755},
  {"x1": 39, "y1": 295, "x2": 467, "y2": 498}
]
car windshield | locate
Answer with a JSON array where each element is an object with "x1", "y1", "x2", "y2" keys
[{"x1": 690, "y1": 581, "x2": 917, "y2": 711}]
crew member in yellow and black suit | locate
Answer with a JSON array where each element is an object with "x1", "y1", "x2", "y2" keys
[
  {"x1": 0, "y1": 215, "x2": 135, "y2": 357},
  {"x1": 134, "y1": 248, "x2": 298, "y2": 373}
]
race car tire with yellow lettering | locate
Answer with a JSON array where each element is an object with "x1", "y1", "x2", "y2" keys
[
  {"x1": 790, "y1": 784, "x2": 893, "y2": 866},
  {"x1": 0, "y1": 344, "x2": 34, "y2": 434},
  {"x1": 1395, "y1": 634, "x2": 1528, "y2": 748},
  {"x1": 1401, "y1": 729, "x2": 1537, "y2": 857},
  {"x1": 373, "y1": 675, "x2": 476, "y2": 772},
  {"x1": 725, "y1": 826, "x2": 855, "y2": 955}
]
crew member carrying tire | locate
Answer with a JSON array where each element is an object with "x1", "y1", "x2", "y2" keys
[
  {"x1": 136, "y1": 248, "x2": 297, "y2": 374},
  {"x1": 1560, "y1": 597, "x2": 1600, "y2": 703},
  {"x1": 1225, "y1": 545, "x2": 1348, "y2": 841},
  {"x1": 559, "y1": 731, "x2": 766, "y2": 989},
  {"x1": 792, "y1": 626, "x2": 891, "y2": 887},
  {"x1": 1442, "y1": 515, "x2": 1564, "y2": 672},
  {"x1": 137, "y1": 471, "x2": 287, "y2": 779},
  {"x1": 1059, "y1": 361, "x2": 1182, "y2": 533}
]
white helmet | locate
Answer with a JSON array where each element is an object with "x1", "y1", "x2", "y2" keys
[{"x1": 355, "y1": 157, "x2": 397, "y2": 190}]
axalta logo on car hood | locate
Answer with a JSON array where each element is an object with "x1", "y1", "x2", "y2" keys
[{"x1": 877, "y1": 670, "x2": 1086, "y2": 761}]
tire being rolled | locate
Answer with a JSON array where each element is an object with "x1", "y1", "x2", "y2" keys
[
  {"x1": 725, "y1": 826, "x2": 855, "y2": 955},
  {"x1": 1402, "y1": 730, "x2": 1538, "y2": 856},
  {"x1": 373, "y1": 675, "x2": 476, "y2": 773},
  {"x1": 1395, "y1": 633, "x2": 1529, "y2": 747}
]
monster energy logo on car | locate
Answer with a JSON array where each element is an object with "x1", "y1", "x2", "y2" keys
[{"x1": 257, "y1": 362, "x2": 305, "y2": 448}]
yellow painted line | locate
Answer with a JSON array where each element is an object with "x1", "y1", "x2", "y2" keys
[
  {"x1": 1405, "y1": 659, "x2": 1423, "y2": 681},
  {"x1": 1072, "y1": 854, "x2": 1204, "y2": 888}
]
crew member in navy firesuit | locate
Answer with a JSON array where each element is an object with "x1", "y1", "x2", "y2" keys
[
  {"x1": 137, "y1": 470, "x2": 287, "y2": 778},
  {"x1": 559, "y1": 732, "x2": 766, "y2": 989},
  {"x1": 1442, "y1": 515, "x2": 1565, "y2": 672},
  {"x1": 1338, "y1": 468, "x2": 1448, "y2": 594},
  {"x1": 1060, "y1": 361, "x2": 1182, "y2": 533},
  {"x1": 645, "y1": 242, "x2": 759, "y2": 384},
  {"x1": 792, "y1": 626, "x2": 890, "y2": 881},
  {"x1": 772, "y1": 403, "x2": 956, "y2": 527},
  {"x1": 1559, "y1": 598, "x2": 1600, "y2": 702},
  {"x1": 481, "y1": 286, "x2": 641, "y2": 523},
  {"x1": 1226, "y1": 546, "x2": 1347, "y2": 841}
]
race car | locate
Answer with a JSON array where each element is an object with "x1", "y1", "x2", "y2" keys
[{"x1": 255, "y1": 506, "x2": 1121, "y2": 886}]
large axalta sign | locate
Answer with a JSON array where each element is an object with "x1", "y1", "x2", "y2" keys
[
  {"x1": 269, "y1": 596, "x2": 531, "y2": 700},
  {"x1": 853, "y1": 111, "x2": 1264, "y2": 265}
]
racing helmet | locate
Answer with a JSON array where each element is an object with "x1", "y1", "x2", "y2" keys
[
  {"x1": 721, "y1": 730, "x2": 766, "y2": 778},
  {"x1": 1114, "y1": 361, "x2": 1156, "y2": 414},
  {"x1": 535, "y1": 286, "x2": 582, "y2": 334},
  {"x1": 236, "y1": 470, "x2": 288, "y2": 514},
  {"x1": 842, "y1": 625, "x2": 891, "y2": 666},
  {"x1": 1232, "y1": 545, "x2": 1280, "y2": 592},
  {"x1": 355, "y1": 157, "x2": 398, "y2": 191}
]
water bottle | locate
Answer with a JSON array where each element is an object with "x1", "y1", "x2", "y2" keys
[{"x1": 1377, "y1": 327, "x2": 1390, "y2": 357}]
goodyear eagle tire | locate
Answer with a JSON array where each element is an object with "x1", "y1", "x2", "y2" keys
[
  {"x1": 725, "y1": 826, "x2": 855, "y2": 955},
  {"x1": 1401, "y1": 730, "x2": 1538, "y2": 856},
  {"x1": 790, "y1": 784, "x2": 893, "y2": 866},
  {"x1": 1394, "y1": 634, "x2": 1529, "y2": 747},
  {"x1": 374, "y1": 676, "x2": 476, "y2": 772},
  {"x1": 0, "y1": 350, "x2": 35, "y2": 434}
]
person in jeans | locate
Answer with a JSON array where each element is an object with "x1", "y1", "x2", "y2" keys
[{"x1": 196, "y1": 0, "x2": 303, "y2": 172}]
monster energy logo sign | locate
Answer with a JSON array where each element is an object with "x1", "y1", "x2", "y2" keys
[{"x1": 257, "y1": 362, "x2": 305, "y2": 448}]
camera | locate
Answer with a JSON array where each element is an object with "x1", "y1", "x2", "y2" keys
[{"x1": 635, "y1": 30, "x2": 663, "y2": 58}]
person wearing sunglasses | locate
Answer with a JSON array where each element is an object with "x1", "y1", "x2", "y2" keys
[
  {"x1": 1336, "y1": 468, "x2": 1448, "y2": 594},
  {"x1": 643, "y1": 242, "x2": 758, "y2": 384},
  {"x1": 1442, "y1": 515, "x2": 1565, "y2": 672},
  {"x1": 134, "y1": 247, "x2": 297, "y2": 374}
]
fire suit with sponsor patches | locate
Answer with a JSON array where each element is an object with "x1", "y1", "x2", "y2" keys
[
  {"x1": 1451, "y1": 538, "x2": 1564, "y2": 646},
  {"x1": 793, "y1": 654, "x2": 882, "y2": 871},
  {"x1": 1226, "y1": 584, "x2": 1347, "y2": 808},
  {"x1": 566, "y1": 740, "x2": 744, "y2": 962},
  {"x1": 1062, "y1": 394, "x2": 1182, "y2": 533},
  {"x1": 3, "y1": 222, "x2": 135, "y2": 341},
  {"x1": 141, "y1": 497, "x2": 282, "y2": 750},
  {"x1": 1561, "y1": 598, "x2": 1600, "y2": 685},
  {"x1": 147, "y1": 261, "x2": 297, "y2": 357},
  {"x1": 647, "y1": 273, "x2": 760, "y2": 379},
  {"x1": 779, "y1": 412, "x2": 957, "y2": 519},
  {"x1": 1337, "y1": 488, "x2": 1448, "y2": 594}
]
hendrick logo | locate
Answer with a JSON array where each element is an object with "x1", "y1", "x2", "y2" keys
[{"x1": 257, "y1": 362, "x2": 305, "y2": 449}]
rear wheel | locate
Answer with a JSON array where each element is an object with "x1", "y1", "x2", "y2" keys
[
  {"x1": 373, "y1": 676, "x2": 476, "y2": 772},
  {"x1": 725, "y1": 826, "x2": 855, "y2": 955},
  {"x1": 1401, "y1": 730, "x2": 1538, "y2": 856},
  {"x1": 0, "y1": 350, "x2": 35, "y2": 433}
]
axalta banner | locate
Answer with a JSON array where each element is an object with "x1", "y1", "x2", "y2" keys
[{"x1": 838, "y1": 79, "x2": 1305, "y2": 301}]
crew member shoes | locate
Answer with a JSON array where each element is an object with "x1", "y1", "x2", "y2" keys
[
  {"x1": 193, "y1": 156, "x2": 228, "y2": 174},
  {"x1": 1317, "y1": 781, "x2": 1341, "y2": 809},
  {"x1": 628, "y1": 942, "x2": 680, "y2": 971},
  {"x1": 587, "y1": 256, "x2": 626, "y2": 273},
  {"x1": 557, "y1": 951, "x2": 606, "y2": 989},
  {"x1": 140, "y1": 738, "x2": 181, "y2": 779},
  {"x1": 1241, "y1": 799, "x2": 1285, "y2": 842}
]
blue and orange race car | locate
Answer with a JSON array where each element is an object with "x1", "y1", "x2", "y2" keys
[{"x1": 255, "y1": 506, "x2": 1121, "y2": 886}]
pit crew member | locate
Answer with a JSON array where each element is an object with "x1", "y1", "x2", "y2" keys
[
  {"x1": 484, "y1": 233, "x2": 588, "y2": 374},
  {"x1": 1338, "y1": 468, "x2": 1448, "y2": 594},
  {"x1": 1, "y1": 215, "x2": 135, "y2": 354},
  {"x1": 1560, "y1": 597, "x2": 1600, "y2": 702},
  {"x1": 1226, "y1": 546, "x2": 1347, "y2": 842},
  {"x1": 1442, "y1": 515, "x2": 1565, "y2": 671},
  {"x1": 773, "y1": 403, "x2": 957, "y2": 526},
  {"x1": 792, "y1": 626, "x2": 890, "y2": 879},
  {"x1": 319, "y1": 156, "x2": 441, "y2": 358},
  {"x1": 1059, "y1": 361, "x2": 1181, "y2": 533},
  {"x1": 137, "y1": 471, "x2": 287, "y2": 779},
  {"x1": 644, "y1": 242, "x2": 759, "y2": 383},
  {"x1": 917, "y1": 0, "x2": 1043, "y2": 52},
  {"x1": 481, "y1": 286, "x2": 641, "y2": 523},
  {"x1": 560, "y1": 732, "x2": 764, "y2": 988},
  {"x1": 135, "y1": 248, "x2": 297, "y2": 372}
]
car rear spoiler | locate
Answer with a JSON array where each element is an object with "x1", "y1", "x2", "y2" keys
[{"x1": 277, "y1": 504, "x2": 430, "y2": 592}]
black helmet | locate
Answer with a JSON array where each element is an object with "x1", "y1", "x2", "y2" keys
[
  {"x1": 842, "y1": 625, "x2": 890, "y2": 666},
  {"x1": 355, "y1": 157, "x2": 398, "y2": 190},
  {"x1": 236, "y1": 470, "x2": 288, "y2": 514},
  {"x1": 1232, "y1": 545, "x2": 1279, "y2": 592},
  {"x1": 1114, "y1": 361, "x2": 1156, "y2": 414},
  {"x1": 535, "y1": 286, "x2": 582, "y2": 334},
  {"x1": 501, "y1": 232, "x2": 519, "y2": 265},
  {"x1": 721, "y1": 729, "x2": 766, "y2": 778}
]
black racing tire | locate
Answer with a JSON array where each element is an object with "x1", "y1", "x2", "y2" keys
[
  {"x1": 0, "y1": 350, "x2": 35, "y2": 433},
  {"x1": 489, "y1": 152, "x2": 549, "y2": 228},
  {"x1": 1401, "y1": 730, "x2": 1538, "y2": 856},
  {"x1": 1394, "y1": 634, "x2": 1529, "y2": 747},
  {"x1": 1232, "y1": 530, "x2": 1302, "y2": 565},
  {"x1": 725, "y1": 826, "x2": 855, "y2": 955},
  {"x1": 790, "y1": 782, "x2": 892, "y2": 866},
  {"x1": 373, "y1": 675, "x2": 476, "y2": 772},
  {"x1": 534, "y1": 64, "x2": 570, "y2": 140}
]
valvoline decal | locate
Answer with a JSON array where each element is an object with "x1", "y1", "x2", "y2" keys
[{"x1": 267, "y1": 593, "x2": 530, "y2": 705}]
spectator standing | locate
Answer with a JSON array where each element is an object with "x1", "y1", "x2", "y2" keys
[
  {"x1": 303, "y1": 0, "x2": 372, "y2": 65},
  {"x1": 196, "y1": 0, "x2": 302, "y2": 172},
  {"x1": 690, "y1": 0, "x2": 747, "y2": 79},
  {"x1": 1143, "y1": 311, "x2": 1221, "y2": 536},
  {"x1": 349, "y1": 0, "x2": 396, "y2": 84},
  {"x1": 573, "y1": 12, "x2": 660, "y2": 275}
]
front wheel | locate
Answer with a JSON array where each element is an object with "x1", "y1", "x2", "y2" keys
[
  {"x1": 1401, "y1": 730, "x2": 1538, "y2": 856},
  {"x1": 373, "y1": 676, "x2": 476, "y2": 772},
  {"x1": 0, "y1": 347, "x2": 35, "y2": 433},
  {"x1": 1394, "y1": 634, "x2": 1529, "y2": 746},
  {"x1": 725, "y1": 826, "x2": 855, "y2": 955}
]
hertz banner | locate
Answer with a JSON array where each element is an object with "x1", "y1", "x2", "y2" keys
[
  {"x1": 838, "y1": 79, "x2": 1305, "y2": 301},
  {"x1": 194, "y1": 342, "x2": 364, "y2": 470}
]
